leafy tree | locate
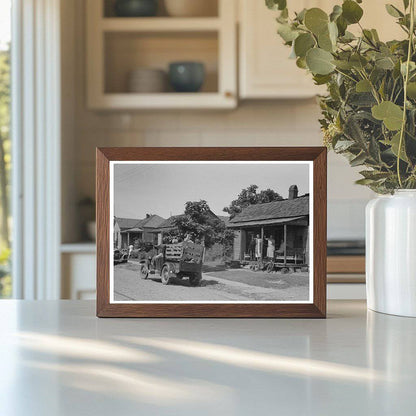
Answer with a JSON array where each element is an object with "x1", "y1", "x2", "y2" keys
[
  {"x1": 223, "y1": 185, "x2": 283, "y2": 218},
  {"x1": 173, "y1": 200, "x2": 229, "y2": 249},
  {"x1": 0, "y1": 45, "x2": 10, "y2": 298},
  {"x1": 0, "y1": 47, "x2": 10, "y2": 247}
]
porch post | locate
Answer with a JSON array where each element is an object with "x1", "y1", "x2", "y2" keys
[
  {"x1": 283, "y1": 224, "x2": 287, "y2": 266},
  {"x1": 260, "y1": 227, "x2": 264, "y2": 260},
  {"x1": 127, "y1": 233, "x2": 130, "y2": 246}
]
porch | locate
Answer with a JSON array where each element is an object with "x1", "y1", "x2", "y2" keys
[{"x1": 229, "y1": 216, "x2": 309, "y2": 267}]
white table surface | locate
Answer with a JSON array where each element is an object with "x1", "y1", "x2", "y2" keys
[{"x1": 0, "y1": 300, "x2": 415, "y2": 416}]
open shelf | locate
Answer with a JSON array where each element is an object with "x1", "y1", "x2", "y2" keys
[
  {"x1": 86, "y1": 0, "x2": 236, "y2": 109},
  {"x1": 103, "y1": 0, "x2": 219, "y2": 18},
  {"x1": 104, "y1": 31, "x2": 219, "y2": 94},
  {"x1": 101, "y1": 17, "x2": 221, "y2": 32}
]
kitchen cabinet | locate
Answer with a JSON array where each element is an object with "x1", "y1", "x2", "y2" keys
[
  {"x1": 86, "y1": 0, "x2": 237, "y2": 109},
  {"x1": 239, "y1": 0, "x2": 323, "y2": 99},
  {"x1": 238, "y1": 0, "x2": 404, "y2": 99}
]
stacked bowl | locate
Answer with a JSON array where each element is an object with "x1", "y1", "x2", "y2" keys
[{"x1": 127, "y1": 68, "x2": 167, "y2": 93}]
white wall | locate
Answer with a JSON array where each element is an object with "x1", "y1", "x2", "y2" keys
[{"x1": 63, "y1": 1, "x2": 374, "y2": 242}]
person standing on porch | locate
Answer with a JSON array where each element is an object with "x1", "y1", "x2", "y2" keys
[
  {"x1": 267, "y1": 235, "x2": 275, "y2": 259},
  {"x1": 255, "y1": 234, "x2": 262, "y2": 260},
  {"x1": 249, "y1": 237, "x2": 256, "y2": 260}
]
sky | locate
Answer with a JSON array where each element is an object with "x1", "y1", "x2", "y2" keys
[
  {"x1": 0, "y1": 0, "x2": 11, "y2": 50},
  {"x1": 113, "y1": 162, "x2": 310, "y2": 219}
]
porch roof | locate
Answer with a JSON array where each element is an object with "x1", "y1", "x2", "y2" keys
[
  {"x1": 227, "y1": 215, "x2": 307, "y2": 228},
  {"x1": 120, "y1": 227, "x2": 143, "y2": 233},
  {"x1": 229, "y1": 195, "x2": 309, "y2": 225}
]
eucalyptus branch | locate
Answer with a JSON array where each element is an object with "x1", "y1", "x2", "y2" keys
[
  {"x1": 334, "y1": 68, "x2": 358, "y2": 83},
  {"x1": 397, "y1": 0, "x2": 415, "y2": 188}
]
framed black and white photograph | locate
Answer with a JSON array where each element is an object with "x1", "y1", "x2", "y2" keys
[{"x1": 96, "y1": 147, "x2": 327, "y2": 317}]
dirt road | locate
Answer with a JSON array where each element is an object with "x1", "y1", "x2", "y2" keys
[{"x1": 113, "y1": 262, "x2": 310, "y2": 302}]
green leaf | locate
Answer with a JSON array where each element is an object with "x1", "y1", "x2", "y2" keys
[
  {"x1": 403, "y1": 0, "x2": 410, "y2": 9},
  {"x1": 306, "y1": 48, "x2": 335, "y2": 75},
  {"x1": 407, "y1": 82, "x2": 416, "y2": 99},
  {"x1": 333, "y1": 59, "x2": 353, "y2": 70},
  {"x1": 330, "y1": 5, "x2": 343, "y2": 22},
  {"x1": 349, "y1": 92, "x2": 376, "y2": 107},
  {"x1": 375, "y1": 56, "x2": 395, "y2": 70},
  {"x1": 359, "y1": 170, "x2": 391, "y2": 180},
  {"x1": 313, "y1": 74, "x2": 332, "y2": 85},
  {"x1": 342, "y1": 0, "x2": 363, "y2": 24},
  {"x1": 318, "y1": 32, "x2": 333, "y2": 52},
  {"x1": 350, "y1": 53, "x2": 368, "y2": 69},
  {"x1": 304, "y1": 8, "x2": 329, "y2": 35},
  {"x1": 277, "y1": 23, "x2": 299, "y2": 42},
  {"x1": 355, "y1": 178, "x2": 377, "y2": 185},
  {"x1": 385, "y1": 4, "x2": 404, "y2": 18},
  {"x1": 382, "y1": 132, "x2": 409, "y2": 162},
  {"x1": 371, "y1": 29, "x2": 380, "y2": 42},
  {"x1": 350, "y1": 152, "x2": 368, "y2": 167},
  {"x1": 334, "y1": 139, "x2": 355, "y2": 152},
  {"x1": 294, "y1": 33, "x2": 315, "y2": 57},
  {"x1": 296, "y1": 57, "x2": 307, "y2": 69},
  {"x1": 340, "y1": 31, "x2": 356, "y2": 42},
  {"x1": 336, "y1": 15, "x2": 348, "y2": 36},
  {"x1": 369, "y1": 137, "x2": 381, "y2": 162},
  {"x1": 356, "y1": 79, "x2": 372, "y2": 92},
  {"x1": 295, "y1": 8, "x2": 307, "y2": 22},
  {"x1": 372, "y1": 101, "x2": 404, "y2": 130},
  {"x1": 266, "y1": 0, "x2": 287, "y2": 11}
]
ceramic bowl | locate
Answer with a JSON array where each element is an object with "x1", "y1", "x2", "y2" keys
[
  {"x1": 168, "y1": 62, "x2": 205, "y2": 93},
  {"x1": 114, "y1": 0, "x2": 158, "y2": 17},
  {"x1": 127, "y1": 68, "x2": 167, "y2": 93}
]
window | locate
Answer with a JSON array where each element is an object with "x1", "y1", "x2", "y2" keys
[{"x1": 0, "y1": 0, "x2": 11, "y2": 298}]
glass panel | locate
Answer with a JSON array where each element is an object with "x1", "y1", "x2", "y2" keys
[{"x1": 0, "y1": 0, "x2": 11, "y2": 298}]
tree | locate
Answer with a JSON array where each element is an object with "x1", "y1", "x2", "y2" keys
[
  {"x1": 0, "y1": 47, "x2": 10, "y2": 248},
  {"x1": 223, "y1": 185, "x2": 283, "y2": 218},
  {"x1": 173, "y1": 200, "x2": 228, "y2": 249}
]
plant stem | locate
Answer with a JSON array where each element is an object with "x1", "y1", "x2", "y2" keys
[
  {"x1": 334, "y1": 68, "x2": 357, "y2": 83},
  {"x1": 397, "y1": 0, "x2": 415, "y2": 188}
]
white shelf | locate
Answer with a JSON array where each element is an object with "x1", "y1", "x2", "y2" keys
[
  {"x1": 89, "y1": 92, "x2": 236, "y2": 110},
  {"x1": 60, "y1": 242, "x2": 96, "y2": 254},
  {"x1": 101, "y1": 17, "x2": 221, "y2": 32},
  {"x1": 86, "y1": 0, "x2": 237, "y2": 110}
]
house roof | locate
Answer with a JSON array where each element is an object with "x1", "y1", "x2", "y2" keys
[
  {"x1": 115, "y1": 214, "x2": 166, "y2": 230},
  {"x1": 158, "y1": 215, "x2": 183, "y2": 230},
  {"x1": 228, "y1": 216, "x2": 307, "y2": 228},
  {"x1": 228, "y1": 195, "x2": 309, "y2": 225},
  {"x1": 137, "y1": 214, "x2": 166, "y2": 229},
  {"x1": 115, "y1": 217, "x2": 141, "y2": 230},
  {"x1": 121, "y1": 227, "x2": 143, "y2": 233},
  {"x1": 217, "y1": 215, "x2": 230, "y2": 226}
]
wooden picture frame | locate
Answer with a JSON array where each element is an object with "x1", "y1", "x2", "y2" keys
[{"x1": 97, "y1": 147, "x2": 327, "y2": 318}]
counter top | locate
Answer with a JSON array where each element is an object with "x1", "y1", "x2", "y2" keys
[{"x1": 0, "y1": 300, "x2": 415, "y2": 415}]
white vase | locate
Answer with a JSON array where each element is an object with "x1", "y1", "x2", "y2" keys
[{"x1": 366, "y1": 190, "x2": 416, "y2": 317}]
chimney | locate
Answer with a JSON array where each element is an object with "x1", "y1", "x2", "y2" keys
[
  {"x1": 289, "y1": 185, "x2": 298, "y2": 200},
  {"x1": 146, "y1": 213, "x2": 150, "y2": 218}
]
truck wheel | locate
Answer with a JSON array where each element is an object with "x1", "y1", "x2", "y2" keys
[
  {"x1": 139, "y1": 263, "x2": 149, "y2": 280},
  {"x1": 161, "y1": 265, "x2": 171, "y2": 285},
  {"x1": 189, "y1": 272, "x2": 202, "y2": 287}
]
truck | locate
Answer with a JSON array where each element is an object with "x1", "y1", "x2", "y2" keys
[{"x1": 138, "y1": 241, "x2": 204, "y2": 286}]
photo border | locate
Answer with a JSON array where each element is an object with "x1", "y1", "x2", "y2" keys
[{"x1": 97, "y1": 147, "x2": 327, "y2": 318}]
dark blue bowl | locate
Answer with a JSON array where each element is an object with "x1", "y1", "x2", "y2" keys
[
  {"x1": 114, "y1": 0, "x2": 158, "y2": 17},
  {"x1": 169, "y1": 62, "x2": 205, "y2": 93}
]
